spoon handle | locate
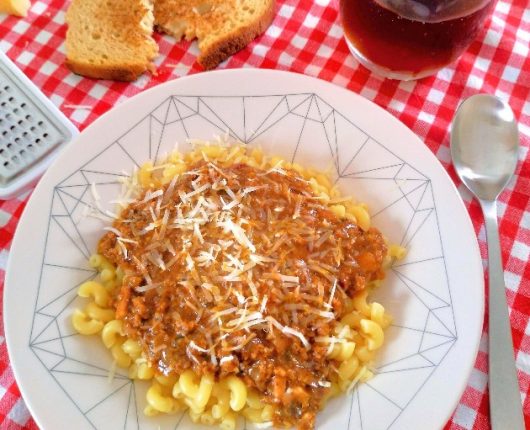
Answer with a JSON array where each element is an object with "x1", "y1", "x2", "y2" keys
[{"x1": 480, "y1": 199, "x2": 525, "y2": 430}]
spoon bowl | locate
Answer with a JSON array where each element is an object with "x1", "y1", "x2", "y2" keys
[{"x1": 451, "y1": 94, "x2": 519, "y2": 201}]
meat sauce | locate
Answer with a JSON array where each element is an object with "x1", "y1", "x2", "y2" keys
[{"x1": 99, "y1": 161, "x2": 387, "y2": 429}]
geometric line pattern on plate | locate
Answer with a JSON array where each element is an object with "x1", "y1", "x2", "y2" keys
[{"x1": 29, "y1": 94, "x2": 457, "y2": 430}]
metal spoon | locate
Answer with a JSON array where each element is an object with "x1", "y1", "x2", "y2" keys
[{"x1": 451, "y1": 94, "x2": 524, "y2": 430}]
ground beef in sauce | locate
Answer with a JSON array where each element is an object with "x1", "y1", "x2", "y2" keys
[{"x1": 98, "y1": 160, "x2": 387, "y2": 429}]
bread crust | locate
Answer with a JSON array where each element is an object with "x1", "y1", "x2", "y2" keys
[
  {"x1": 65, "y1": 59, "x2": 151, "y2": 82},
  {"x1": 197, "y1": 0, "x2": 275, "y2": 69}
]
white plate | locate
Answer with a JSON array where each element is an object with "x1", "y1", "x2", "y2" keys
[{"x1": 4, "y1": 69, "x2": 483, "y2": 430}]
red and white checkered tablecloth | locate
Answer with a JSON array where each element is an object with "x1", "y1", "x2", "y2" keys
[{"x1": 0, "y1": 0, "x2": 529, "y2": 428}]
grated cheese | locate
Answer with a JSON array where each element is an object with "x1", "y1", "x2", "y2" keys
[
  {"x1": 107, "y1": 360, "x2": 117, "y2": 384},
  {"x1": 266, "y1": 316, "x2": 310, "y2": 349},
  {"x1": 135, "y1": 283, "x2": 162, "y2": 293},
  {"x1": 220, "y1": 355, "x2": 235, "y2": 365},
  {"x1": 260, "y1": 295, "x2": 268, "y2": 314},
  {"x1": 101, "y1": 153, "x2": 383, "y2": 388},
  {"x1": 218, "y1": 219, "x2": 256, "y2": 252},
  {"x1": 253, "y1": 423, "x2": 273, "y2": 429},
  {"x1": 103, "y1": 226, "x2": 122, "y2": 236}
]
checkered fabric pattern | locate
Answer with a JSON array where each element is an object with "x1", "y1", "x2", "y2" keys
[{"x1": 0, "y1": 0, "x2": 529, "y2": 428}]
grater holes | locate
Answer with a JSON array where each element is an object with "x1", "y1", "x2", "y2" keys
[{"x1": 0, "y1": 67, "x2": 74, "y2": 185}]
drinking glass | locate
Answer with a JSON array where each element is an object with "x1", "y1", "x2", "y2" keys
[{"x1": 339, "y1": 0, "x2": 496, "y2": 80}]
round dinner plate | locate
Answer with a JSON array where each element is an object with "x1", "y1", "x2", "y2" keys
[{"x1": 5, "y1": 69, "x2": 483, "y2": 430}]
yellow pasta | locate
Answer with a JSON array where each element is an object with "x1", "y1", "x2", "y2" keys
[
  {"x1": 338, "y1": 355, "x2": 360, "y2": 381},
  {"x1": 138, "y1": 161, "x2": 154, "y2": 187},
  {"x1": 111, "y1": 340, "x2": 132, "y2": 368},
  {"x1": 121, "y1": 339, "x2": 142, "y2": 359},
  {"x1": 360, "y1": 319, "x2": 385, "y2": 351},
  {"x1": 355, "y1": 345, "x2": 375, "y2": 362},
  {"x1": 71, "y1": 143, "x2": 401, "y2": 430},
  {"x1": 352, "y1": 290, "x2": 371, "y2": 317},
  {"x1": 77, "y1": 281, "x2": 109, "y2": 307},
  {"x1": 147, "y1": 382, "x2": 180, "y2": 414},
  {"x1": 84, "y1": 302, "x2": 115, "y2": 323},
  {"x1": 101, "y1": 319, "x2": 124, "y2": 348},
  {"x1": 143, "y1": 404, "x2": 159, "y2": 417},
  {"x1": 155, "y1": 373, "x2": 178, "y2": 387},
  {"x1": 179, "y1": 370, "x2": 200, "y2": 398},
  {"x1": 220, "y1": 376, "x2": 247, "y2": 412},
  {"x1": 100, "y1": 268, "x2": 115, "y2": 282},
  {"x1": 71, "y1": 309, "x2": 103, "y2": 335},
  {"x1": 242, "y1": 407, "x2": 263, "y2": 422},
  {"x1": 220, "y1": 411, "x2": 236, "y2": 430},
  {"x1": 335, "y1": 341, "x2": 356, "y2": 361},
  {"x1": 245, "y1": 388, "x2": 263, "y2": 410},
  {"x1": 192, "y1": 374, "x2": 215, "y2": 411},
  {"x1": 261, "y1": 405, "x2": 274, "y2": 421},
  {"x1": 200, "y1": 411, "x2": 217, "y2": 426},
  {"x1": 341, "y1": 311, "x2": 362, "y2": 328},
  {"x1": 370, "y1": 302, "x2": 392, "y2": 328},
  {"x1": 88, "y1": 254, "x2": 103, "y2": 268},
  {"x1": 330, "y1": 204, "x2": 346, "y2": 218},
  {"x1": 211, "y1": 386, "x2": 231, "y2": 420},
  {"x1": 139, "y1": 366, "x2": 155, "y2": 380},
  {"x1": 130, "y1": 361, "x2": 153, "y2": 380},
  {"x1": 389, "y1": 243, "x2": 407, "y2": 260}
]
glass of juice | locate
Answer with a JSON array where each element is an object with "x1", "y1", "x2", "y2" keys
[{"x1": 339, "y1": 0, "x2": 496, "y2": 80}]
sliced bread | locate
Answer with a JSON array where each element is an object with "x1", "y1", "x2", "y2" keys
[
  {"x1": 65, "y1": 0, "x2": 159, "y2": 81},
  {"x1": 154, "y1": 0, "x2": 275, "y2": 69}
]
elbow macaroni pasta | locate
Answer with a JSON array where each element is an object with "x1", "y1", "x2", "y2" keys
[
  {"x1": 72, "y1": 256, "x2": 397, "y2": 427},
  {"x1": 71, "y1": 144, "x2": 406, "y2": 429}
]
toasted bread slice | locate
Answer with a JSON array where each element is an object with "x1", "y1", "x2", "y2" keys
[
  {"x1": 154, "y1": 0, "x2": 275, "y2": 69},
  {"x1": 65, "y1": 0, "x2": 158, "y2": 81}
]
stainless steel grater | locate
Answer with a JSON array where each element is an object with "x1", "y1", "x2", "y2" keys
[{"x1": 0, "y1": 50, "x2": 78, "y2": 199}]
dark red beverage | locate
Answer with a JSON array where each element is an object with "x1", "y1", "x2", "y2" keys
[{"x1": 340, "y1": 0, "x2": 495, "y2": 79}]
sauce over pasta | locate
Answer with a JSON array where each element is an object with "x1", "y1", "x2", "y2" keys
[{"x1": 98, "y1": 159, "x2": 387, "y2": 429}]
